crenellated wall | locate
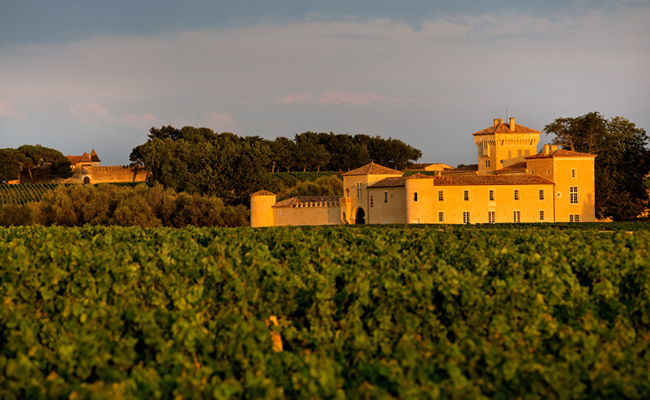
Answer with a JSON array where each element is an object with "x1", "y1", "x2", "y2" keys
[{"x1": 88, "y1": 166, "x2": 147, "y2": 183}]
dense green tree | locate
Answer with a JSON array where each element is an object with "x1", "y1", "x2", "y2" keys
[
  {"x1": 294, "y1": 132, "x2": 331, "y2": 172},
  {"x1": 270, "y1": 137, "x2": 296, "y2": 172},
  {"x1": 544, "y1": 112, "x2": 650, "y2": 220},
  {"x1": 16, "y1": 145, "x2": 73, "y2": 182},
  {"x1": 0, "y1": 148, "x2": 25, "y2": 182},
  {"x1": 132, "y1": 126, "x2": 272, "y2": 205}
]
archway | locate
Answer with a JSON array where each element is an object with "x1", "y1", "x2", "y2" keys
[
  {"x1": 83, "y1": 176, "x2": 90, "y2": 184},
  {"x1": 355, "y1": 207, "x2": 366, "y2": 224}
]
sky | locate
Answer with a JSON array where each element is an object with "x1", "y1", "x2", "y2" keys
[{"x1": 1, "y1": 0, "x2": 649, "y2": 166}]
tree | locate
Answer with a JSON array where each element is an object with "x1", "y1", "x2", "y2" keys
[
  {"x1": 294, "y1": 132, "x2": 331, "y2": 172},
  {"x1": 544, "y1": 112, "x2": 650, "y2": 220},
  {"x1": 16, "y1": 145, "x2": 73, "y2": 183},
  {"x1": 0, "y1": 149, "x2": 25, "y2": 182},
  {"x1": 132, "y1": 125, "x2": 273, "y2": 205}
]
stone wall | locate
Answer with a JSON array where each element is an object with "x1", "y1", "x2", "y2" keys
[
  {"x1": 89, "y1": 166, "x2": 147, "y2": 184},
  {"x1": 16, "y1": 166, "x2": 148, "y2": 184}
]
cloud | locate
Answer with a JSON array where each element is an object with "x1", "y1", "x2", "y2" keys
[
  {"x1": 70, "y1": 102, "x2": 156, "y2": 128},
  {"x1": 0, "y1": 101, "x2": 27, "y2": 120},
  {"x1": 69, "y1": 102, "x2": 240, "y2": 133},
  {"x1": 122, "y1": 112, "x2": 158, "y2": 129},
  {"x1": 70, "y1": 102, "x2": 110, "y2": 122},
  {"x1": 276, "y1": 88, "x2": 414, "y2": 105}
]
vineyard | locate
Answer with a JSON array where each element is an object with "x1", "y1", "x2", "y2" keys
[
  {"x1": 1, "y1": 225, "x2": 649, "y2": 398},
  {"x1": 0, "y1": 183, "x2": 143, "y2": 205},
  {"x1": 0, "y1": 183, "x2": 68, "y2": 205}
]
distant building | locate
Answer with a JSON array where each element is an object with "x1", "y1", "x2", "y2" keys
[
  {"x1": 63, "y1": 149, "x2": 146, "y2": 184},
  {"x1": 251, "y1": 117, "x2": 596, "y2": 226}
]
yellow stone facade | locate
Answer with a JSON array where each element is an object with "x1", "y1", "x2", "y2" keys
[{"x1": 251, "y1": 117, "x2": 596, "y2": 227}]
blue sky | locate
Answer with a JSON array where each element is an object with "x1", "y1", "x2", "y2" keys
[{"x1": 1, "y1": 0, "x2": 648, "y2": 166}]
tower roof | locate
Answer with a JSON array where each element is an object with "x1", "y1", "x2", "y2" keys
[{"x1": 472, "y1": 119, "x2": 540, "y2": 136}]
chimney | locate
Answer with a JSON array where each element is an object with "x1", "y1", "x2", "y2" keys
[
  {"x1": 550, "y1": 145, "x2": 558, "y2": 152},
  {"x1": 543, "y1": 144, "x2": 550, "y2": 155},
  {"x1": 509, "y1": 117, "x2": 515, "y2": 132},
  {"x1": 493, "y1": 118, "x2": 503, "y2": 126}
]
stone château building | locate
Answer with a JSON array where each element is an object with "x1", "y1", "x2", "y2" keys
[
  {"x1": 251, "y1": 117, "x2": 596, "y2": 226},
  {"x1": 64, "y1": 149, "x2": 147, "y2": 184}
]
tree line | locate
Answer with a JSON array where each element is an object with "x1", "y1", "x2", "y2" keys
[
  {"x1": 129, "y1": 126, "x2": 422, "y2": 205},
  {"x1": 0, "y1": 183, "x2": 249, "y2": 228},
  {"x1": 0, "y1": 145, "x2": 73, "y2": 183}
]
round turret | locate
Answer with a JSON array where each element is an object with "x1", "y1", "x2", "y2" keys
[{"x1": 250, "y1": 190, "x2": 277, "y2": 227}]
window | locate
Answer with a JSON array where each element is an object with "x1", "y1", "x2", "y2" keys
[
  {"x1": 514, "y1": 189, "x2": 520, "y2": 201},
  {"x1": 571, "y1": 169, "x2": 577, "y2": 178},
  {"x1": 438, "y1": 190, "x2": 444, "y2": 202},
  {"x1": 570, "y1": 186, "x2": 578, "y2": 204},
  {"x1": 539, "y1": 189, "x2": 544, "y2": 200},
  {"x1": 356, "y1": 183, "x2": 363, "y2": 199},
  {"x1": 463, "y1": 211, "x2": 470, "y2": 224},
  {"x1": 414, "y1": 192, "x2": 418, "y2": 202},
  {"x1": 370, "y1": 196, "x2": 374, "y2": 208},
  {"x1": 570, "y1": 214, "x2": 580, "y2": 222},
  {"x1": 539, "y1": 210, "x2": 545, "y2": 221},
  {"x1": 532, "y1": 170, "x2": 535, "y2": 175},
  {"x1": 547, "y1": 170, "x2": 551, "y2": 176},
  {"x1": 384, "y1": 192, "x2": 388, "y2": 203},
  {"x1": 513, "y1": 211, "x2": 521, "y2": 223},
  {"x1": 438, "y1": 212, "x2": 444, "y2": 223},
  {"x1": 464, "y1": 190, "x2": 469, "y2": 201},
  {"x1": 489, "y1": 190, "x2": 494, "y2": 201},
  {"x1": 488, "y1": 211, "x2": 495, "y2": 223}
]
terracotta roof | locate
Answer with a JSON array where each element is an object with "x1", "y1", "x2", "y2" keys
[
  {"x1": 368, "y1": 177, "x2": 406, "y2": 188},
  {"x1": 433, "y1": 174, "x2": 554, "y2": 186},
  {"x1": 342, "y1": 162, "x2": 403, "y2": 176},
  {"x1": 472, "y1": 122, "x2": 540, "y2": 136},
  {"x1": 273, "y1": 196, "x2": 341, "y2": 208},
  {"x1": 406, "y1": 162, "x2": 454, "y2": 170},
  {"x1": 67, "y1": 155, "x2": 82, "y2": 165},
  {"x1": 79, "y1": 152, "x2": 91, "y2": 163},
  {"x1": 90, "y1": 149, "x2": 101, "y2": 162},
  {"x1": 406, "y1": 173, "x2": 435, "y2": 180},
  {"x1": 251, "y1": 190, "x2": 276, "y2": 196},
  {"x1": 442, "y1": 164, "x2": 478, "y2": 175},
  {"x1": 526, "y1": 149, "x2": 596, "y2": 159},
  {"x1": 497, "y1": 162, "x2": 527, "y2": 171}
]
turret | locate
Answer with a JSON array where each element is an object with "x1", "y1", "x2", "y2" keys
[{"x1": 250, "y1": 190, "x2": 277, "y2": 227}]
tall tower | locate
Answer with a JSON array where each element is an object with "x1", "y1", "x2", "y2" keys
[{"x1": 473, "y1": 117, "x2": 540, "y2": 175}]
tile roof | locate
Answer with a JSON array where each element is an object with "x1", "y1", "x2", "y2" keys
[
  {"x1": 273, "y1": 196, "x2": 341, "y2": 208},
  {"x1": 80, "y1": 152, "x2": 91, "y2": 163},
  {"x1": 406, "y1": 162, "x2": 454, "y2": 170},
  {"x1": 433, "y1": 174, "x2": 554, "y2": 186},
  {"x1": 67, "y1": 155, "x2": 82, "y2": 165},
  {"x1": 406, "y1": 173, "x2": 435, "y2": 180},
  {"x1": 525, "y1": 149, "x2": 596, "y2": 159},
  {"x1": 442, "y1": 164, "x2": 478, "y2": 175},
  {"x1": 90, "y1": 149, "x2": 101, "y2": 162},
  {"x1": 368, "y1": 177, "x2": 406, "y2": 188},
  {"x1": 472, "y1": 122, "x2": 540, "y2": 136},
  {"x1": 497, "y1": 162, "x2": 527, "y2": 171},
  {"x1": 251, "y1": 190, "x2": 276, "y2": 196},
  {"x1": 342, "y1": 162, "x2": 403, "y2": 176}
]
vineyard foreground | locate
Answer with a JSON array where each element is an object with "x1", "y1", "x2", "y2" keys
[{"x1": 1, "y1": 225, "x2": 649, "y2": 399}]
